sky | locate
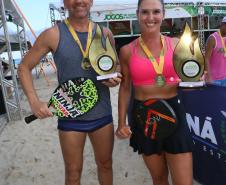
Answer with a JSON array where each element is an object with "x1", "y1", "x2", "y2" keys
[
  {"x1": 1, "y1": 0, "x2": 62, "y2": 59},
  {"x1": 8, "y1": 0, "x2": 110, "y2": 34},
  {"x1": 11, "y1": 0, "x2": 109, "y2": 33},
  {"x1": 13, "y1": 0, "x2": 62, "y2": 38},
  {"x1": 15, "y1": 0, "x2": 61, "y2": 31},
  {"x1": 1, "y1": 0, "x2": 112, "y2": 60},
  {"x1": 2, "y1": 0, "x2": 110, "y2": 59}
]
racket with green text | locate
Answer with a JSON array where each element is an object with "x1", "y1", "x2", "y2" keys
[
  {"x1": 126, "y1": 99, "x2": 177, "y2": 140},
  {"x1": 25, "y1": 77, "x2": 98, "y2": 124}
]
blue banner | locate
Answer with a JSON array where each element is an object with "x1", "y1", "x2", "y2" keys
[{"x1": 179, "y1": 84, "x2": 226, "y2": 185}]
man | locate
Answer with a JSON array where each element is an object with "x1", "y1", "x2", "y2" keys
[
  {"x1": 205, "y1": 16, "x2": 226, "y2": 85},
  {"x1": 18, "y1": 0, "x2": 122, "y2": 184}
]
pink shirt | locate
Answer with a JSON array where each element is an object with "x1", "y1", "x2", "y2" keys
[
  {"x1": 129, "y1": 36, "x2": 179, "y2": 86},
  {"x1": 209, "y1": 32, "x2": 226, "y2": 81}
]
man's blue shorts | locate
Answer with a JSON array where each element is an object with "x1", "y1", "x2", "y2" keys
[{"x1": 57, "y1": 114, "x2": 113, "y2": 132}]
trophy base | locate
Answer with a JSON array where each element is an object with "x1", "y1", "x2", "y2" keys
[
  {"x1": 178, "y1": 81, "x2": 205, "y2": 89},
  {"x1": 97, "y1": 72, "x2": 118, "y2": 81}
]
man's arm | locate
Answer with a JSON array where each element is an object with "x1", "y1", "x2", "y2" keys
[
  {"x1": 205, "y1": 35, "x2": 215, "y2": 83},
  {"x1": 18, "y1": 26, "x2": 59, "y2": 119}
]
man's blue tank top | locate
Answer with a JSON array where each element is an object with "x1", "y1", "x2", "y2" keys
[{"x1": 54, "y1": 22, "x2": 112, "y2": 121}]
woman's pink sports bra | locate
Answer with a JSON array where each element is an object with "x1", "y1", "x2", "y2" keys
[{"x1": 129, "y1": 36, "x2": 179, "y2": 86}]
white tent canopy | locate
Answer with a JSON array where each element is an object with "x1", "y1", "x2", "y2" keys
[
  {"x1": 0, "y1": 1, "x2": 30, "y2": 52},
  {"x1": 49, "y1": 2, "x2": 62, "y2": 13},
  {"x1": 90, "y1": 0, "x2": 197, "y2": 12},
  {"x1": 3, "y1": 0, "x2": 23, "y2": 26},
  {"x1": 50, "y1": 0, "x2": 226, "y2": 23},
  {"x1": 90, "y1": 0, "x2": 226, "y2": 22},
  {"x1": 50, "y1": 0, "x2": 193, "y2": 12},
  {"x1": 51, "y1": 0, "x2": 226, "y2": 12}
]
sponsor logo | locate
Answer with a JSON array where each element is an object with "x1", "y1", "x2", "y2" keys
[
  {"x1": 104, "y1": 14, "x2": 124, "y2": 20},
  {"x1": 53, "y1": 89, "x2": 81, "y2": 118},
  {"x1": 57, "y1": 104, "x2": 69, "y2": 116},
  {"x1": 59, "y1": 88, "x2": 72, "y2": 104},
  {"x1": 100, "y1": 59, "x2": 111, "y2": 64},
  {"x1": 97, "y1": 12, "x2": 102, "y2": 17},
  {"x1": 217, "y1": 47, "x2": 225, "y2": 53},
  {"x1": 183, "y1": 61, "x2": 199, "y2": 77},
  {"x1": 187, "y1": 112, "x2": 226, "y2": 163},
  {"x1": 98, "y1": 56, "x2": 113, "y2": 71},
  {"x1": 104, "y1": 13, "x2": 136, "y2": 21},
  {"x1": 213, "y1": 10, "x2": 226, "y2": 14},
  {"x1": 185, "y1": 65, "x2": 198, "y2": 70}
]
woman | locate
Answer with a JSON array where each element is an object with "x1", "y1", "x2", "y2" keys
[{"x1": 116, "y1": 0, "x2": 196, "y2": 184}]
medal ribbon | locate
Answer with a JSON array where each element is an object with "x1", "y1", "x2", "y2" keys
[
  {"x1": 218, "y1": 29, "x2": 226, "y2": 54},
  {"x1": 139, "y1": 35, "x2": 165, "y2": 75},
  {"x1": 65, "y1": 18, "x2": 92, "y2": 58}
]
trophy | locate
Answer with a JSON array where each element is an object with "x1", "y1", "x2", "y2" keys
[
  {"x1": 173, "y1": 22, "x2": 205, "y2": 88},
  {"x1": 88, "y1": 24, "x2": 118, "y2": 81}
]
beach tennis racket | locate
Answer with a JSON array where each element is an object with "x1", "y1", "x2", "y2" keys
[
  {"x1": 127, "y1": 99, "x2": 177, "y2": 140},
  {"x1": 25, "y1": 77, "x2": 98, "y2": 124}
]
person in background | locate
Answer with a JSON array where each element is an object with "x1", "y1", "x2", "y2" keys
[
  {"x1": 1, "y1": 58, "x2": 7, "y2": 71},
  {"x1": 205, "y1": 16, "x2": 226, "y2": 86},
  {"x1": 116, "y1": 0, "x2": 198, "y2": 184},
  {"x1": 18, "y1": 0, "x2": 122, "y2": 184},
  {"x1": 2, "y1": 62, "x2": 8, "y2": 72}
]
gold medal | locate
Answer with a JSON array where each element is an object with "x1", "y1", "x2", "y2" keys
[
  {"x1": 155, "y1": 75, "x2": 166, "y2": 87},
  {"x1": 65, "y1": 19, "x2": 92, "y2": 71},
  {"x1": 224, "y1": 52, "x2": 226, "y2": 58},
  {"x1": 81, "y1": 58, "x2": 92, "y2": 70},
  {"x1": 139, "y1": 35, "x2": 166, "y2": 87}
]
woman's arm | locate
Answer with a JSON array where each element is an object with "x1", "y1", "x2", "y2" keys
[{"x1": 115, "y1": 44, "x2": 133, "y2": 139}]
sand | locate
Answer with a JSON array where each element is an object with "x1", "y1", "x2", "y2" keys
[{"x1": 0, "y1": 64, "x2": 201, "y2": 185}]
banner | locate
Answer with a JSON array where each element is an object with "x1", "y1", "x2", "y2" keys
[
  {"x1": 179, "y1": 84, "x2": 226, "y2": 185},
  {"x1": 205, "y1": 7, "x2": 226, "y2": 17},
  {"x1": 160, "y1": 19, "x2": 173, "y2": 33},
  {"x1": 90, "y1": 6, "x2": 198, "y2": 22},
  {"x1": 90, "y1": 9, "x2": 137, "y2": 22},
  {"x1": 165, "y1": 6, "x2": 198, "y2": 19},
  {"x1": 192, "y1": 17, "x2": 208, "y2": 30},
  {"x1": 132, "y1": 20, "x2": 141, "y2": 35},
  {"x1": 209, "y1": 16, "x2": 223, "y2": 30},
  {"x1": 109, "y1": 21, "x2": 131, "y2": 36},
  {"x1": 174, "y1": 17, "x2": 191, "y2": 30}
]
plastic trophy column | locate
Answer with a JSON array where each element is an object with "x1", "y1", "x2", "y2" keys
[
  {"x1": 88, "y1": 24, "x2": 118, "y2": 81},
  {"x1": 173, "y1": 22, "x2": 205, "y2": 89}
]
